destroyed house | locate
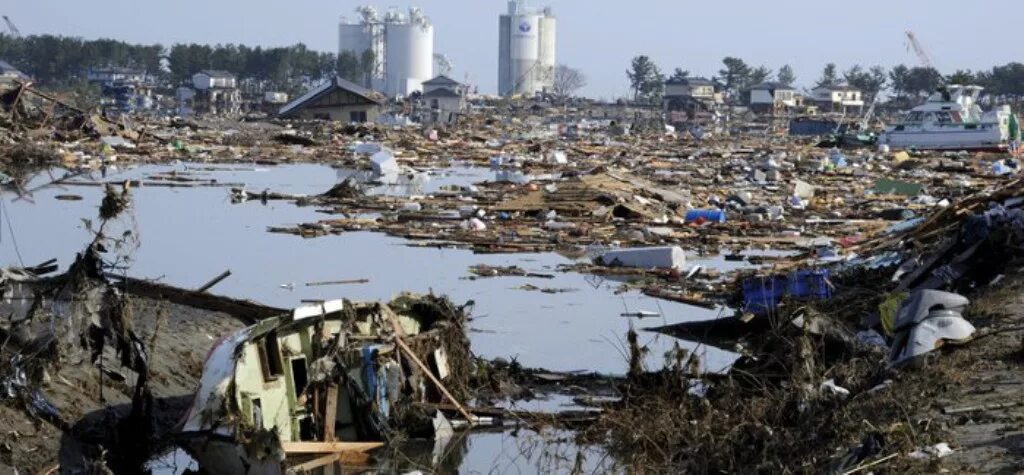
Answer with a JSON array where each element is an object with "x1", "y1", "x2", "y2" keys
[
  {"x1": 179, "y1": 294, "x2": 470, "y2": 473},
  {"x1": 663, "y1": 77, "x2": 718, "y2": 121},
  {"x1": 278, "y1": 76, "x2": 385, "y2": 123},
  {"x1": 747, "y1": 82, "x2": 797, "y2": 115},
  {"x1": 87, "y1": 67, "x2": 149, "y2": 86}
]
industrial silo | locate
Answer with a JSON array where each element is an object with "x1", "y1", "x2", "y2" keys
[
  {"x1": 498, "y1": 1, "x2": 556, "y2": 97},
  {"x1": 338, "y1": 6, "x2": 384, "y2": 89},
  {"x1": 537, "y1": 11, "x2": 556, "y2": 88},
  {"x1": 384, "y1": 8, "x2": 434, "y2": 97}
]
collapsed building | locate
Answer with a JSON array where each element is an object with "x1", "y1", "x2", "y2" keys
[{"x1": 179, "y1": 294, "x2": 473, "y2": 473}]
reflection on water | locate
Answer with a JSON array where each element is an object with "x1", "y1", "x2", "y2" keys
[
  {"x1": 334, "y1": 165, "x2": 493, "y2": 197},
  {"x1": 2, "y1": 163, "x2": 737, "y2": 374}
]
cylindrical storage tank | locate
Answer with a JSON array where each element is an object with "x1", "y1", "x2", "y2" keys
[
  {"x1": 339, "y1": 22, "x2": 372, "y2": 58},
  {"x1": 385, "y1": 22, "x2": 434, "y2": 97},
  {"x1": 537, "y1": 16, "x2": 557, "y2": 90},
  {"x1": 509, "y1": 14, "x2": 540, "y2": 95}
]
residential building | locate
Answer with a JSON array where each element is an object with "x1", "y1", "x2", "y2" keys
[
  {"x1": 87, "y1": 67, "x2": 149, "y2": 86},
  {"x1": 663, "y1": 77, "x2": 718, "y2": 122},
  {"x1": 192, "y1": 70, "x2": 238, "y2": 90},
  {"x1": 191, "y1": 70, "x2": 241, "y2": 115},
  {"x1": 277, "y1": 76, "x2": 385, "y2": 122},
  {"x1": 418, "y1": 75, "x2": 465, "y2": 125},
  {"x1": 746, "y1": 82, "x2": 798, "y2": 115},
  {"x1": 811, "y1": 84, "x2": 864, "y2": 114},
  {"x1": 421, "y1": 75, "x2": 465, "y2": 109}
]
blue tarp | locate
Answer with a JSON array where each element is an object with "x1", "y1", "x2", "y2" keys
[{"x1": 743, "y1": 269, "x2": 832, "y2": 314}]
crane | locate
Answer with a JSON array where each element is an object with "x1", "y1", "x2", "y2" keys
[
  {"x1": 2, "y1": 15, "x2": 20, "y2": 37},
  {"x1": 904, "y1": 31, "x2": 934, "y2": 70}
]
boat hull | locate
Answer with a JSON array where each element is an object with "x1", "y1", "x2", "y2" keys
[{"x1": 881, "y1": 128, "x2": 1006, "y2": 152}]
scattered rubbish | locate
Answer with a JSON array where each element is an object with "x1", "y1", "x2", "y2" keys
[
  {"x1": 620, "y1": 310, "x2": 660, "y2": 319},
  {"x1": 889, "y1": 290, "x2": 973, "y2": 366},
  {"x1": 684, "y1": 209, "x2": 726, "y2": 224},
  {"x1": 597, "y1": 246, "x2": 686, "y2": 270},
  {"x1": 908, "y1": 442, "x2": 954, "y2": 460},
  {"x1": 874, "y1": 178, "x2": 924, "y2": 197},
  {"x1": 742, "y1": 269, "x2": 832, "y2": 315}
]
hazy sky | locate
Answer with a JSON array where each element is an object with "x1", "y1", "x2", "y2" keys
[{"x1": 6, "y1": 0, "x2": 1020, "y2": 98}]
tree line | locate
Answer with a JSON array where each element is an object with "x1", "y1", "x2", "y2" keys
[
  {"x1": 627, "y1": 55, "x2": 1024, "y2": 106},
  {"x1": 0, "y1": 34, "x2": 348, "y2": 94}
]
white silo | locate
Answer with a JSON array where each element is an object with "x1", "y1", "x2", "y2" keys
[
  {"x1": 384, "y1": 7, "x2": 434, "y2": 97},
  {"x1": 538, "y1": 11, "x2": 556, "y2": 84},
  {"x1": 498, "y1": 1, "x2": 556, "y2": 97},
  {"x1": 339, "y1": 6, "x2": 384, "y2": 88}
]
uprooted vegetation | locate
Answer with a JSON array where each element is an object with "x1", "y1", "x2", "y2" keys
[{"x1": 585, "y1": 308, "x2": 958, "y2": 473}]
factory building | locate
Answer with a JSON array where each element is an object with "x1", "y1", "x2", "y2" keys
[
  {"x1": 498, "y1": 0, "x2": 556, "y2": 97},
  {"x1": 338, "y1": 6, "x2": 434, "y2": 98}
]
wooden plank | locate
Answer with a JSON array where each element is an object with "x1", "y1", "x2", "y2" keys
[
  {"x1": 281, "y1": 441, "x2": 383, "y2": 454},
  {"x1": 288, "y1": 451, "x2": 372, "y2": 473},
  {"x1": 324, "y1": 385, "x2": 338, "y2": 441},
  {"x1": 381, "y1": 307, "x2": 475, "y2": 423},
  {"x1": 393, "y1": 334, "x2": 475, "y2": 423},
  {"x1": 196, "y1": 269, "x2": 232, "y2": 293}
]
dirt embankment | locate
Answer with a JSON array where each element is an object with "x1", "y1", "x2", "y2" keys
[{"x1": 0, "y1": 297, "x2": 245, "y2": 473}]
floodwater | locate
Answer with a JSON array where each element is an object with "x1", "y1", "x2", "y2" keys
[
  {"x1": 1, "y1": 162, "x2": 739, "y2": 374},
  {"x1": 2, "y1": 162, "x2": 758, "y2": 473}
]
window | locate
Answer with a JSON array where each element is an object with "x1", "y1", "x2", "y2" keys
[
  {"x1": 291, "y1": 357, "x2": 309, "y2": 400},
  {"x1": 903, "y1": 111, "x2": 924, "y2": 124},
  {"x1": 349, "y1": 110, "x2": 367, "y2": 123},
  {"x1": 251, "y1": 398, "x2": 263, "y2": 429},
  {"x1": 257, "y1": 331, "x2": 284, "y2": 381}
]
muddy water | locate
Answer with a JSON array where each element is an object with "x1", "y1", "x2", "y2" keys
[{"x1": 2, "y1": 163, "x2": 758, "y2": 472}]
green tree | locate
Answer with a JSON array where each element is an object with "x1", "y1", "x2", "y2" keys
[
  {"x1": 776, "y1": 64, "x2": 796, "y2": 87},
  {"x1": 844, "y1": 65, "x2": 887, "y2": 102},
  {"x1": 669, "y1": 68, "x2": 689, "y2": 82},
  {"x1": 889, "y1": 65, "x2": 910, "y2": 100},
  {"x1": 945, "y1": 69, "x2": 974, "y2": 85},
  {"x1": 627, "y1": 55, "x2": 662, "y2": 103},
  {"x1": 905, "y1": 67, "x2": 943, "y2": 97},
  {"x1": 717, "y1": 56, "x2": 750, "y2": 93},
  {"x1": 816, "y1": 63, "x2": 839, "y2": 88},
  {"x1": 749, "y1": 65, "x2": 773, "y2": 85}
]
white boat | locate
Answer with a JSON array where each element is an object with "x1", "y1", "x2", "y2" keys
[{"x1": 880, "y1": 85, "x2": 1015, "y2": 151}]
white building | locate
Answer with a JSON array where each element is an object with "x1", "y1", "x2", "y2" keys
[
  {"x1": 422, "y1": 75, "x2": 465, "y2": 110},
  {"x1": 87, "y1": 67, "x2": 149, "y2": 85},
  {"x1": 498, "y1": 0, "x2": 556, "y2": 97},
  {"x1": 192, "y1": 70, "x2": 238, "y2": 90},
  {"x1": 338, "y1": 6, "x2": 434, "y2": 98},
  {"x1": 811, "y1": 85, "x2": 864, "y2": 114}
]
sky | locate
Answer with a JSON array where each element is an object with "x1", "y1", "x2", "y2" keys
[{"x1": 5, "y1": 0, "x2": 1021, "y2": 98}]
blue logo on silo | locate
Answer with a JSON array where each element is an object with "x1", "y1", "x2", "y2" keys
[{"x1": 518, "y1": 21, "x2": 531, "y2": 33}]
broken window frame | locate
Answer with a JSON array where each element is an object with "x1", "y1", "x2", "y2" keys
[{"x1": 257, "y1": 330, "x2": 285, "y2": 381}]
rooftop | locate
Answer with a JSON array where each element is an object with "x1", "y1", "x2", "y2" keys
[
  {"x1": 665, "y1": 77, "x2": 714, "y2": 86},
  {"x1": 278, "y1": 76, "x2": 384, "y2": 117},
  {"x1": 197, "y1": 70, "x2": 236, "y2": 79},
  {"x1": 422, "y1": 75, "x2": 461, "y2": 87}
]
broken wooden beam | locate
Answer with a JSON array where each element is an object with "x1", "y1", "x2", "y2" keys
[
  {"x1": 196, "y1": 269, "x2": 232, "y2": 293},
  {"x1": 281, "y1": 441, "x2": 383, "y2": 454},
  {"x1": 305, "y1": 278, "x2": 370, "y2": 287}
]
